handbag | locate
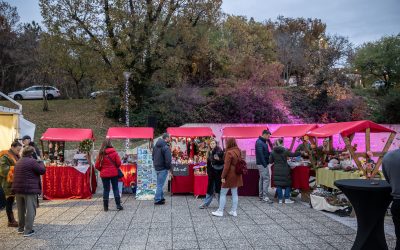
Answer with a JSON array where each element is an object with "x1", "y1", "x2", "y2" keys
[{"x1": 106, "y1": 155, "x2": 124, "y2": 178}]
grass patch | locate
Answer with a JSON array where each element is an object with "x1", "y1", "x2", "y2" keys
[{"x1": 0, "y1": 99, "x2": 146, "y2": 150}]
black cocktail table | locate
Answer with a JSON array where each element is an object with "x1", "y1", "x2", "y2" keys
[{"x1": 335, "y1": 179, "x2": 392, "y2": 250}]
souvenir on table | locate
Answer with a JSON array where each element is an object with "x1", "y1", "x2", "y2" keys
[{"x1": 136, "y1": 147, "x2": 156, "y2": 200}]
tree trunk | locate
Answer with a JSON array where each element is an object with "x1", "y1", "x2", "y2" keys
[{"x1": 75, "y1": 80, "x2": 82, "y2": 99}]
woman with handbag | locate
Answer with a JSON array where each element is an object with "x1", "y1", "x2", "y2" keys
[
  {"x1": 199, "y1": 139, "x2": 224, "y2": 209},
  {"x1": 95, "y1": 140, "x2": 123, "y2": 211},
  {"x1": 212, "y1": 138, "x2": 242, "y2": 217}
]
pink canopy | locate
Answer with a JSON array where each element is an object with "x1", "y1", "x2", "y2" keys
[
  {"x1": 167, "y1": 127, "x2": 215, "y2": 137},
  {"x1": 41, "y1": 128, "x2": 94, "y2": 142},
  {"x1": 222, "y1": 126, "x2": 269, "y2": 139},
  {"x1": 106, "y1": 127, "x2": 154, "y2": 139},
  {"x1": 307, "y1": 120, "x2": 395, "y2": 138},
  {"x1": 271, "y1": 124, "x2": 319, "y2": 138}
]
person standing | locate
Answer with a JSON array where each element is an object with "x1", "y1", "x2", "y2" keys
[
  {"x1": 255, "y1": 130, "x2": 273, "y2": 203},
  {"x1": 269, "y1": 138, "x2": 301, "y2": 204},
  {"x1": 12, "y1": 146, "x2": 46, "y2": 237},
  {"x1": 212, "y1": 138, "x2": 242, "y2": 217},
  {"x1": 383, "y1": 149, "x2": 400, "y2": 250},
  {"x1": 0, "y1": 140, "x2": 22, "y2": 227},
  {"x1": 153, "y1": 133, "x2": 172, "y2": 205},
  {"x1": 95, "y1": 140, "x2": 123, "y2": 211},
  {"x1": 21, "y1": 136, "x2": 42, "y2": 160},
  {"x1": 199, "y1": 139, "x2": 224, "y2": 209}
]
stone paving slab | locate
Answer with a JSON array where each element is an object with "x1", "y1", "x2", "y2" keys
[{"x1": 0, "y1": 195, "x2": 397, "y2": 250}]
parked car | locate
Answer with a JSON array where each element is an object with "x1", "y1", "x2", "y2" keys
[
  {"x1": 8, "y1": 86, "x2": 61, "y2": 100},
  {"x1": 372, "y1": 80, "x2": 386, "y2": 89},
  {"x1": 89, "y1": 90, "x2": 116, "y2": 99}
]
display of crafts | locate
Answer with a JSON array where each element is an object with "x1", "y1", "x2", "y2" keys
[
  {"x1": 171, "y1": 137, "x2": 210, "y2": 164},
  {"x1": 44, "y1": 141, "x2": 66, "y2": 166},
  {"x1": 311, "y1": 188, "x2": 350, "y2": 207},
  {"x1": 322, "y1": 149, "x2": 357, "y2": 171},
  {"x1": 287, "y1": 156, "x2": 311, "y2": 168},
  {"x1": 136, "y1": 147, "x2": 157, "y2": 200},
  {"x1": 193, "y1": 162, "x2": 207, "y2": 176}
]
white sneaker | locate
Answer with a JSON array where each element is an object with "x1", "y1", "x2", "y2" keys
[
  {"x1": 278, "y1": 200, "x2": 283, "y2": 204},
  {"x1": 285, "y1": 198, "x2": 295, "y2": 204},
  {"x1": 228, "y1": 211, "x2": 237, "y2": 217},
  {"x1": 212, "y1": 210, "x2": 223, "y2": 217},
  {"x1": 262, "y1": 198, "x2": 273, "y2": 204}
]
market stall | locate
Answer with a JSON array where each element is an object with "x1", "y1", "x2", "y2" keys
[
  {"x1": 221, "y1": 126, "x2": 270, "y2": 196},
  {"x1": 106, "y1": 127, "x2": 154, "y2": 199},
  {"x1": 40, "y1": 128, "x2": 97, "y2": 199},
  {"x1": 271, "y1": 124, "x2": 319, "y2": 200},
  {"x1": 167, "y1": 127, "x2": 214, "y2": 195},
  {"x1": 307, "y1": 120, "x2": 396, "y2": 188}
]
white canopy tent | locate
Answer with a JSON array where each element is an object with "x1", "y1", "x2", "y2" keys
[{"x1": 0, "y1": 92, "x2": 35, "y2": 150}]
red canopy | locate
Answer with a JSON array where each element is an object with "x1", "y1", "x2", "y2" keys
[
  {"x1": 167, "y1": 127, "x2": 215, "y2": 137},
  {"x1": 307, "y1": 120, "x2": 395, "y2": 138},
  {"x1": 106, "y1": 127, "x2": 154, "y2": 139},
  {"x1": 41, "y1": 128, "x2": 94, "y2": 142},
  {"x1": 271, "y1": 124, "x2": 319, "y2": 138},
  {"x1": 222, "y1": 126, "x2": 269, "y2": 139}
]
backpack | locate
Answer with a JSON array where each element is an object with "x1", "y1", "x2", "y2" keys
[{"x1": 233, "y1": 151, "x2": 248, "y2": 175}]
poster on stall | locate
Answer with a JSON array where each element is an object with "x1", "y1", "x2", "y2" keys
[{"x1": 135, "y1": 147, "x2": 157, "y2": 200}]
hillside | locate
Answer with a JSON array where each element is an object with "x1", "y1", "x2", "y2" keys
[{"x1": 0, "y1": 99, "x2": 128, "y2": 149}]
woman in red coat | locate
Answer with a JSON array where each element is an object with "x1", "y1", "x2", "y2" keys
[{"x1": 95, "y1": 140, "x2": 123, "y2": 211}]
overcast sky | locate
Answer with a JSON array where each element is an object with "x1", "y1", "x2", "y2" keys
[{"x1": 6, "y1": 0, "x2": 400, "y2": 46}]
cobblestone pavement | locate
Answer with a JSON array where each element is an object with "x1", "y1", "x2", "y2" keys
[{"x1": 0, "y1": 195, "x2": 397, "y2": 250}]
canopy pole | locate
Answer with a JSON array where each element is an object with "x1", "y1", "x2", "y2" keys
[
  {"x1": 343, "y1": 136, "x2": 365, "y2": 176},
  {"x1": 289, "y1": 137, "x2": 296, "y2": 152},
  {"x1": 372, "y1": 132, "x2": 396, "y2": 177},
  {"x1": 365, "y1": 128, "x2": 371, "y2": 152}
]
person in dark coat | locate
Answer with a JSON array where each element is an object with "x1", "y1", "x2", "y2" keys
[
  {"x1": 12, "y1": 146, "x2": 45, "y2": 237},
  {"x1": 199, "y1": 139, "x2": 224, "y2": 209},
  {"x1": 95, "y1": 140, "x2": 123, "y2": 211},
  {"x1": 383, "y1": 149, "x2": 400, "y2": 250},
  {"x1": 255, "y1": 130, "x2": 273, "y2": 203},
  {"x1": 0, "y1": 140, "x2": 22, "y2": 227},
  {"x1": 269, "y1": 138, "x2": 301, "y2": 204},
  {"x1": 152, "y1": 133, "x2": 172, "y2": 205},
  {"x1": 212, "y1": 138, "x2": 242, "y2": 217},
  {"x1": 21, "y1": 135, "x2": 42, "y2": 160}
]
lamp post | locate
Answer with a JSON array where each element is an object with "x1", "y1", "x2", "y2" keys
[{"x1": 123, "y1": 72, "x2": 131, "y2": 151}]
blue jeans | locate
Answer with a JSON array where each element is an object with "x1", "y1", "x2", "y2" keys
[
  {"x1": 155, "y1": 170, "x2": 168, "y2": 202},
  {"x1": 276, "y1": 186, "x2": 291, "y2": 200},
  {"x1": 218, "y1": 187, "x2": 238, "y2": 212},
  {"x1": 102, "y1": 176, "x2": 120, "y2": 200}
]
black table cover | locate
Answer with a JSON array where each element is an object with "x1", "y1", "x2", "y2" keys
[{"x1": 335, "y1": 179, "x2": 392, "y2": 250}]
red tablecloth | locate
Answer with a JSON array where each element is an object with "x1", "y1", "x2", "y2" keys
[
  {"x1": 270, "y1": 165, "x2": 310, "y2": 190},
  {"x1": 193, "y1": 175, "x2": 208, "y2": 196},
  {"x1": 42, "y1": 166, "x2": 97, "y2": 200},
  {"x1": 120, "y1": 164, "x2": 137, "y2": 188},
  {"x1": 171, "y1": 164, "x2": 194, "y2": 194}
]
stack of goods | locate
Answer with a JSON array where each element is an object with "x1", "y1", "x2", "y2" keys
[
  {"x1": 193, "y1": 162, "x2": 207, "y2": 176},
  {"x1": 136, "y1": 147, "x2": 156, "y2": 200},
  {"x1": 310, "y1": 187, "x2": 351, "y2": 213},
  {"x1": 287, "y1": 156, "x2": 311, "y2": 168},
  {"x1": 171, "y1": 137, "x2": 210, "y2": 164},
  {"x1": 44, "y1": 141, "x2": 65, "y2": 166}
]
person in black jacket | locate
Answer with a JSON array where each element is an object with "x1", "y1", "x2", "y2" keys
[
  {"x1": 269, "y1": 138, "x2": 301, "y2": 204},
  {"x1": 199, "y1": 139, "x2": 224, "y2": 209},
  {"x1": 255, "y1": 130, "x2": 273, "y2": 203},
  {"x1": 152, "y1": 133, "x2": 172, "y2": 205}
]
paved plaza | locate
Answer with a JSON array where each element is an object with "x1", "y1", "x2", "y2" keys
[{"x1": 0, "y1": 195, "x2": 397, "y2": 250}]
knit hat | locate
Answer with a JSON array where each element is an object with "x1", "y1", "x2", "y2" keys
[{"x1": 22, "y1": 135, "x2": 31, "y2": 141}]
